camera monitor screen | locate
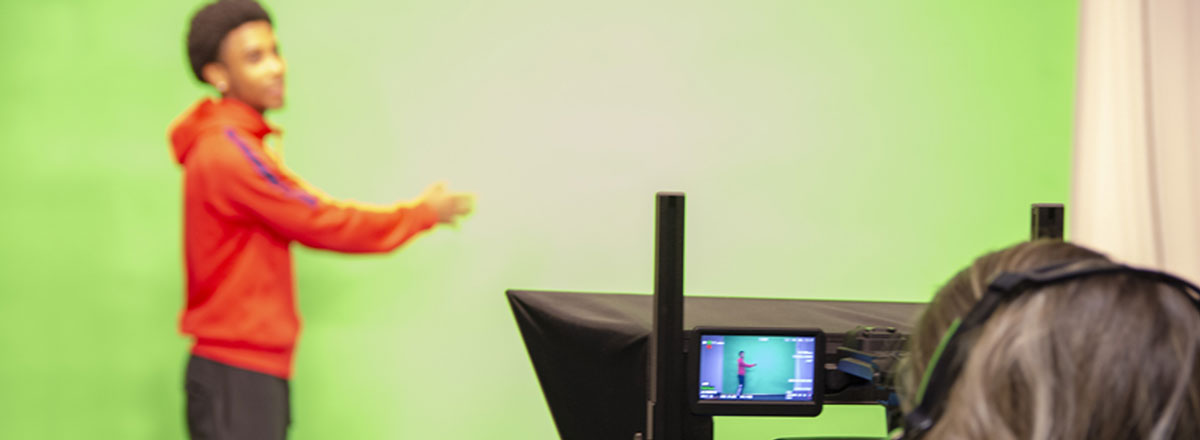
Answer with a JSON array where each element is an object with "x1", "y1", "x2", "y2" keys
[{"x1": 688, "y1": 327, "x2": 824, "y2": 416}]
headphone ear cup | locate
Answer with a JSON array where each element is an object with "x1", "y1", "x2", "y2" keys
[
  {"x1": 916, "y1": 318, "x2": 962, "y2": 405},
  {"x1": 904, "y1": 317, "x2": 966, "y2": 439}
]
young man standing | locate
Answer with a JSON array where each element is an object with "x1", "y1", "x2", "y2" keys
[
  {"x1": 736, "y1": 350, "x2": 756, "y2": 397},
  {"x1": 169, "y1": 1, "x2": 474, "y2": 438}
]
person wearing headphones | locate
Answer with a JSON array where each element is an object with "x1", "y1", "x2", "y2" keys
[{"x1": 893, "y1": 240, "x2": 1200, "y2": 440}]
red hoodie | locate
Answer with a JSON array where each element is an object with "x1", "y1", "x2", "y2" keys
[{"x1": 168, "y1": 98, "x2": 438, "y2": 379}]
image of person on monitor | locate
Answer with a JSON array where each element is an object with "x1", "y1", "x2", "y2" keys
[{"x1": 736, "y1": 350, "x2": 756, "y2": 397}]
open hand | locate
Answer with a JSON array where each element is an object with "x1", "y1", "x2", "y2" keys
[{"x1": 419, "y1": 182, "x2": 475, "y2": 225}]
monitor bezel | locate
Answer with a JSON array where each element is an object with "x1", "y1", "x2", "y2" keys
[{"x1": 687, "y1": 326, "x2": 825, "y2": 417}]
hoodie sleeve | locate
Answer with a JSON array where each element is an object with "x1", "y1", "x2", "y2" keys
[{"x1": 200, "y1": 128, "x2": 439, "y2": 253}]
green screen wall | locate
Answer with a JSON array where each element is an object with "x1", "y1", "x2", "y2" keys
[{"x1": 0, "y1": 0, "x2": 1077, "y2": 438}]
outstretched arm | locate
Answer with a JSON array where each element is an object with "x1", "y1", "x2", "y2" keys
[{"x1": 204, "y1": 129, "x2": 472, "y2": 253}]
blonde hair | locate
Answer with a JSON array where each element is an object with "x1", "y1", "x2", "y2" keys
[{"x1": 896, "y1": 240, "x2": 1200, "y2": 439}]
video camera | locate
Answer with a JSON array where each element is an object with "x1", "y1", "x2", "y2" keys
[
  {"x1": 508, "y1": 195, "x2": 1062, "y2": 440},
  {"x1": 642, "y1": 193, "x2": 917, "y2": 440}
]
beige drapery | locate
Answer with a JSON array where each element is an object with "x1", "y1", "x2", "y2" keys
[{"x1": 1072, "y1": 0, "x2": 1200, "y2": 283}]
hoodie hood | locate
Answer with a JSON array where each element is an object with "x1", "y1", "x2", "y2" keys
[{"x1": 169, "y1": 98, "x2": 274, "y2": 164}]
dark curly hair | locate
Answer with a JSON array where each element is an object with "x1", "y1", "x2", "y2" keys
[{"x1": 186, "y1": 0, "x2": 273, "y2": 83}]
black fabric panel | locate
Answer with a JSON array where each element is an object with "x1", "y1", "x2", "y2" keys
[{"x1": 508, "y1": 290, "x2": 925, "y2": 440}]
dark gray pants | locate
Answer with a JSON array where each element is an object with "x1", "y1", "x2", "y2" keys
[{"x1": 185, "y1": 355, "x2": 291, "y2": 440}]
